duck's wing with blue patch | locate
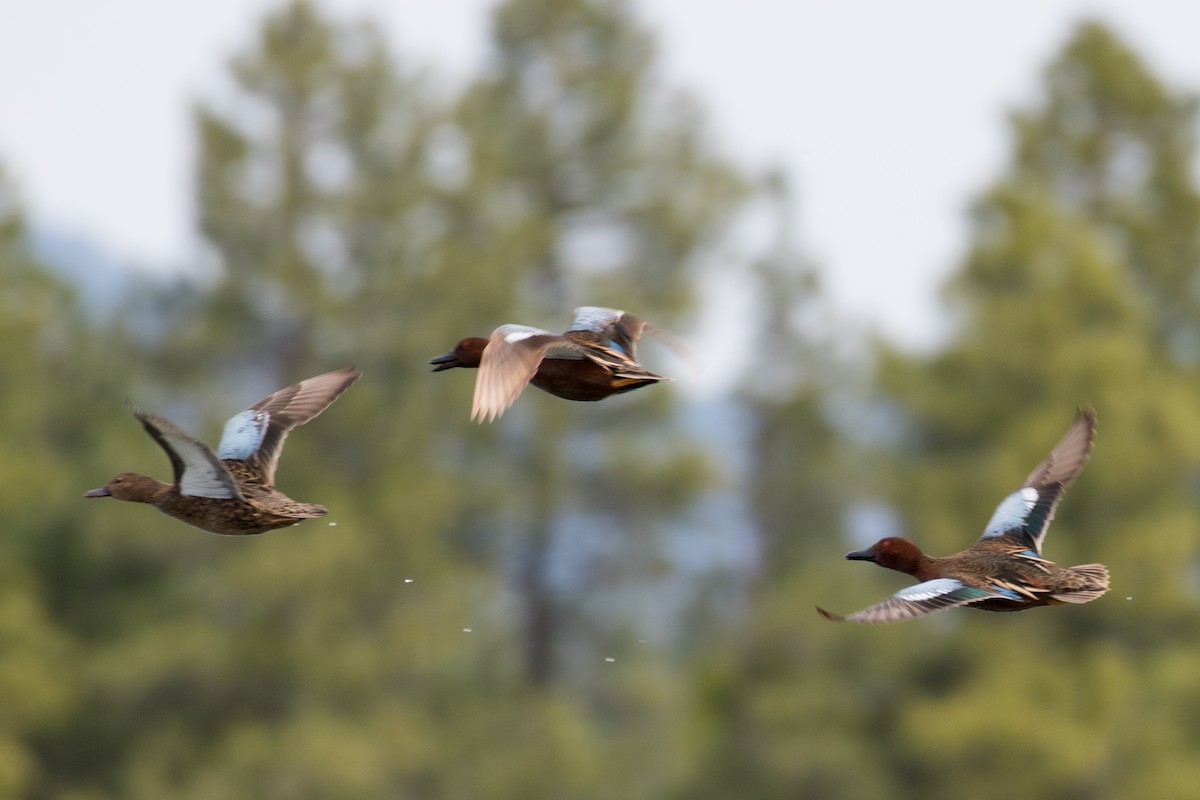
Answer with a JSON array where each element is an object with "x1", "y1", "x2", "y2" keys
[
  {"x1": 977, "y1": 408, "x2": 1096, "y2": 554},
  {"x1": 817, "y1": 578, "x2": 999, "y2": 624},
  {"x1": 473, "y1": 326, "x2": 583, "y2": 423},
  {"x1": 568, "y1": 306, "x2": 695, "y2": 369},
  {"x1": 568, "y1": 307, "x2": 646, "y2": 359},
  {"x1": 217, "y1": 367, "x2": 361, "y2": 486},
  {"x1": 132, "y1": 408, "x2": 242, "y2": 500}
]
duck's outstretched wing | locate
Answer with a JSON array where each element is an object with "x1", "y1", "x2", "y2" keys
[
  {"x1": 472, "y1": 326, "x2": 583, "y2": 422},
  {"x1": 217, "y1": 368, "x2": 361, "y2": 486},
  {"x1": 977, "y1": 408, "x2": 1096, "y2": 554},
  {"x1": 568, "y1": 307, "x2": 646, "y2": 359},
  {"x1": 132, "y1": 407, "x2": 241, "y2": 499},
  {"x1": 817, "y1": 578, "x2": 997, "y2": 624},
  {"x1": 568, "y1": 306, "x2": 694, "y2": 368}
]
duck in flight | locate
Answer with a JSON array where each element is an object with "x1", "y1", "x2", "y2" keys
[
  {"x1": 430, "y1": 306, "x2": 685, "y2": 422},
  {"x1": 85, "y1": 368, "x2": 360, "y2": 535},
  {"x1": 818, "y1": 409, "x2": 1108, "y2": 624}
]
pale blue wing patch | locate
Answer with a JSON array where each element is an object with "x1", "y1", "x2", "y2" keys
[
  {"x1": 824, "y1": 578, "x2": 996, "y2": 624},
  {"x1": 133, "y1": 409, "x2": 242, "y2": 500},
  {"x1": 179, "y1": 462, "x2": 240, "y2": 499},
  {"x1": 568, "y1": 306, "x2": 622, "y2": 334},
  {"x1": 217, "y1": 409, "x2": 269, "y2": 460},
  {"x1": 568, "y1": 306, "x2": 632, "y2": 354},
  {"x1": 981, "y1": 487, "x2": 1038, "y2": 539},
  {"x1": 154, "y1": 429, "x2": 240, "y2": 499},
  {"x1": 894, "y1": 577, "x2": 970, "y2": 602}
]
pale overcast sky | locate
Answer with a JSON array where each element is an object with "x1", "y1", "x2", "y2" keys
[{"x1": 1, "y1": 1, "x2": 1198, "y2": 347}]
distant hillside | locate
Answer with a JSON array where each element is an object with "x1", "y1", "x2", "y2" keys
[{"x1": 29, "y1": 225, "x2": 139, "y2": 316}]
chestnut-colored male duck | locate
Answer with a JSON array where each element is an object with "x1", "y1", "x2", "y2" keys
[
  {"x1": 85, "y1": 368, "x2": 360, "y2": 535},
  {"x1": 430, "y1": 306, "x2": 683, "y2": 422},
  {"x1": 819, "y1": 409, "x2": 1109, "y2": 624}
]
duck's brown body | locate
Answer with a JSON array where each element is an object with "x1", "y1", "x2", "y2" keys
[
  {"x1": 117, "y1": 461, "x2": 328, "y2": 535},
  {"x1": 529, "y1": 356, "x2": 662, "y2": 401}
]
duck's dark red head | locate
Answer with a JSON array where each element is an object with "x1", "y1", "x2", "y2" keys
[
  {"x1": 846, "y1": 537, "x2": 925, "y2": 576},
  {"x1": 430, "y1": 337, "x2": 488, "y2": 371}
]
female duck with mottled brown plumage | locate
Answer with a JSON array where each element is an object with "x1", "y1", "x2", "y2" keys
[{"x1": 85, "y1": 368, "x2": 360, "y2": 535}]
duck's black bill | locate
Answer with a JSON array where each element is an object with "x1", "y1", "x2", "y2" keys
[
  {"x1": 84, "y1": 486, "x2": 112, "y2": 498},
  {"x1": 845, "y1": 548, "x2": 876, "y2": 562},
  {"x1": 429, "y1": 353, "x2": 461, "y2": 371}
]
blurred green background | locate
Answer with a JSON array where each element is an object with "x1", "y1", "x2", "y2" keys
[{"x1": 3, "y1": 1, "x2": 1200, "y2": 797}]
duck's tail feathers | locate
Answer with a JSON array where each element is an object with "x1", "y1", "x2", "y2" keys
[
  {"x1": 613, "y1": 368, "x2": 671, "y2": 382},
  {"x1": 1052, "y1": 563, "x2": 1110, "y2": 604}
]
